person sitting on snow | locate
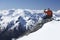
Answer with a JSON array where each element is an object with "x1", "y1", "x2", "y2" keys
[{"x1": 43, "y1": 8, "x2": 53, "y2": 19}]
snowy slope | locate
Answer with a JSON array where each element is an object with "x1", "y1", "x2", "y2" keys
[{"x1": 17, "y1": 20, "x2": 60, "y2": 40}]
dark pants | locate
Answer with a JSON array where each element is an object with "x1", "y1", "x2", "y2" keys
[{"x1": 43, "y1": 15, "x2": 52, "y2": 19}]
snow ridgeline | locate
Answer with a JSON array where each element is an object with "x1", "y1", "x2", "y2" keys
[{"x1": 0, "y1": 9, "x2": 60, "y2": 40}]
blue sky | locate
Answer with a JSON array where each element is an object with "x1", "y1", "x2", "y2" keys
[{"x1": 0, "y1": 0, "x2": 60, "y2": 10}]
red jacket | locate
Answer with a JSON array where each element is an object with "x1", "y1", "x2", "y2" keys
[{"x1": 44, "y1": 10, "x2": 53, "y2": 16}]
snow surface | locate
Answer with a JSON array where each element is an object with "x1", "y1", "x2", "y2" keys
[{"x1": 17, "y1": 20, "x2": 60, "y2": 40}]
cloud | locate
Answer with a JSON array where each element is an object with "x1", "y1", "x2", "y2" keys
[
  {"x1": 53, "y1": 10, "x2": 60, "y2": 14},
  {"x1": 0, "y1": 10, "x2": 9, "y2": 15},
  {"x1": 56, "y1": 10, "x2": 60, "y2": 13}
]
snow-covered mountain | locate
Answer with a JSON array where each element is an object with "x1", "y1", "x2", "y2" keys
[{"x1": 0, "y1": 9, "x2": 60, "y2": 40}]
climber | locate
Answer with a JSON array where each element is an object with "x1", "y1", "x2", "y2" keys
[{"x1": 43, "y1": 8, "x2": 53, "y2": 19}]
